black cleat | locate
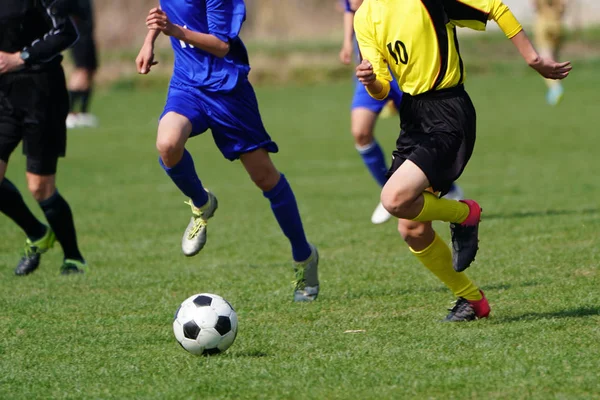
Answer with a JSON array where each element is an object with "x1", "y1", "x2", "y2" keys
[
  {"x1": 14, "y1": 228, "x2": 56, "y2": 276},
  {"x1": 443, "y1": 292, "x2": 490, "y2": 322},
  {"x1": 14, "y1": 253, "x2": 41, "y2": 276},
  {"x1": 450, "y1": 200, "x2": 482, "y2": 272}
]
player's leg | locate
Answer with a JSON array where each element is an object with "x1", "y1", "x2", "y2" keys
[
  {"x1": 26, "y1": 166, "x2": 86, "y2": 274},
  {"x1": 204, "y1": 80, "x2": 318, "y2": 301},
  {"x1": 398, "y1": 219, "x2": 490, "y2": 321},
  {"x1": 67, "y1": 0, "x2": 99, "y2": 128},
  {"x1": 156, "y1": 110, "x2": 216, "y2": 257},
  {"x1": 0, "y1": 96, "x2": 56, "y2": 275},
  {"x1": 24, "y1": 66, "x2": 86, "y2": 275},
  {"x1": 0, "y1": 159, "x2": 56, "y2": 276},
  {"x1": 239, "y1": 149, "x2": 318, "y2": 302},
  {"x1": 535, "y1": 16, "x2": 564, "y2": 105},
  {"x1": 382, "y1": 91, "x2": 481, "y2": 272},
  {"x1": 351, "y1": 83, "x2": 393, "y2": 224}
]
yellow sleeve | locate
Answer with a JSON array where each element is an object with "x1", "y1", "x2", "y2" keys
[
  {"x1": 353, "y1": 3, "x2": 392, "y2": 100},
  {"x1": 489, "y1": 0, "x2": 523, "y2": 38},
  {"x1": 446, "y1": 0, "x2": 522, "y2": 38}
]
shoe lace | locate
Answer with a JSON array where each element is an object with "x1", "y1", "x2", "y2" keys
[
  {"x1": 185, "y1": 200, "x2": 207, "y2": 240},
  {"x1": 293, "y1": 267, "x2": 306, "y2": 291},
  {"x1": 447, "y1": 298, "x2": 476, "y2": 320},
  {"x1": 23, "y1": 239, "x2": 40, "y2": 257}
]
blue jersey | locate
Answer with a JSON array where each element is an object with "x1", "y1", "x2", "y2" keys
[{"x1": 160, "y1": 0, "x2": 250, "y2": 92}]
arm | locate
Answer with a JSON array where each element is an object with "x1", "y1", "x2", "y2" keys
[
  {"x1": 447, "y1": 0, "x2": 571, "y2": 80},
  {"x1": 24, "y1": 0, "x2": 79, "y2": 64},
  {"x1": 488, "y1": 0, "x2": 571, "y2": 79},
  {"x1": 136, "y1": 26, "x2": 161, "y2": 74},
  {"x1": 339, "y1": 11, "x2": 355, "y2": 65},
  {"x1": 353, "y1": 5, "x2": 392, "y2": 100}
]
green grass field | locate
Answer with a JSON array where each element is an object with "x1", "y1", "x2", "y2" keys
[{"x1": 1, "y1": 63, "x2": 599, "y2": 399}]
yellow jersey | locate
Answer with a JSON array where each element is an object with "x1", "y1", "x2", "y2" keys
[{"x1": 354, "y1": 0, "x2": 523, "y2": 97}]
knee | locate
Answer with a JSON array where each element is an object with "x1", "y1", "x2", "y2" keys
[
  {"x1": 351, "y1": 127, "x2": 373, "y2": 147},
  {"x1": 251, "y1": 169, "x2": 280, "y2": 192},
  {"x1": 251, "y1": 167, "x2": 280, "y2": 192},
  {"x1": 28, "y1": 178, "x2": 55, "y2": 202},
  {"x1": 156, "y1": 136, "x2": 183, "y2": 166},
  {"x1": 380, "y1": 185, "x2": 414, "y2": 218}
]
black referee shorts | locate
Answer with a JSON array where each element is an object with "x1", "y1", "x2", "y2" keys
[
  {"x1": 0, "y1": 67, "x2": 70, "y2": 175},
  {"x1": 71, "y1": 0, "x2": 98, "y2": 70},
  {"x1": 387, "y1": 85, "x2": 476, "y2": 196}
]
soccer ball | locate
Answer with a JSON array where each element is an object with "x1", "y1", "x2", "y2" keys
[{"x1": 173, "y1": 293, "x2": 238, "y2": 355}]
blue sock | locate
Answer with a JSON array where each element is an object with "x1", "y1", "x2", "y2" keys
[
  {"x1": 159, "y1": 149, "x2": 208, "y2": 208},
  {"x1": 357, "y1": 140, "x2": 388, "y2": 187},
  {"x1": 263, "y1": 174, "x2": 312, "y2": 262}
]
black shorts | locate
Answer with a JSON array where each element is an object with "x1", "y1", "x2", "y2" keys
[
  {"x1": 70, "y1": 0, "x2": 98, "y2": 70},
  {"x1": 388, "y1": 85, "x2": 476, "y2": 196},
  {"x1": 0, "y1": 67, "x2": 70, "y2": 175}
]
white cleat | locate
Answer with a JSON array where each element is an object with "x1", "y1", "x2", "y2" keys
[
  {"x1": 444, "y1": 184, "x2": 464, "y2": 201},
  {"x1": 77, "y1": 113, "x2": 99, "y2": 128},
  {"x1": 181, "y1": 190, "x2": 218, "y2": 257},
  {"x1": 293, "y1": 244, "x2": 319, "y2": 302},
  {"x1": 371, "y1": 202, "x2": 393, "y2": 224},
  {"x1": 66, "y1": 113, "x2": 79, "y2": 129}
]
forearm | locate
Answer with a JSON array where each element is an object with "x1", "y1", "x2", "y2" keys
[
  {"x1": 342, "y1": 12, "x2": 354, "y2": 47},
  {"x1": 510, "y1": 30, "x2": 541, "y2": 66},
  {"x1": 172, "y1": 26, "x2": 230, "y2": 58},
  {"x1": 366, "y1": 78, "x2": 390, "y2": 100},
  {"x1": 144, "y1": 29, "x2": 161, "y2": 46}
]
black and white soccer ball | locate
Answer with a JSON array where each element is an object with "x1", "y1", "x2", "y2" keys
[{"x1": 173, "y1": 293, "x2": 238, "y2": 355}]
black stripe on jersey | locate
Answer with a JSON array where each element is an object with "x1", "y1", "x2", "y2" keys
[
  {"x1": 442, "y1": 0, "x2": 489, "y2": 24},
  {"x1": 420, "y1": 0, "x2": 450, "y2": 90},
  {"x1": 452, "y1": 27, "x2": 464, "y2": 84}
]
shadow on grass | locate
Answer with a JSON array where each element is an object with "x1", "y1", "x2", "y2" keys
[
  {"x1": 230, "y1": 350, "x2": 269, "y2": 358},
  {"x1": 495, "y1": 306, "x2": 600, "y2": 323},
  {"x1": 485, "y1": 208, "x2": 598, "y2": 221}
]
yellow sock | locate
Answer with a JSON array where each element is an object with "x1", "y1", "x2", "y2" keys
[
  {"x1": 412, "y1": 191, "x2": 469, "y2": 224},
  {"x1": 410, "y1": 232, "x2": 482, "y2": 301}
]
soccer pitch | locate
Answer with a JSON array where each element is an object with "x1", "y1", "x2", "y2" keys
[{"x1": 1, "y1": 63, "x2": 599, "y2": 399}]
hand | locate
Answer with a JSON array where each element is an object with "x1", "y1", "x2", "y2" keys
[
  {"x1": 0, "y1": 52, "x2": 25, "y2": 74},
  {"x1": 529, "y1": 57, "x2": 572, "y2": 80},
  {"x1": 356, "y1": 59, "x2": 376, "y2": 85},
  {"x1": 136, "y1": 44, "x2": 158, "y2": 74},
  {"x1": 146, "y1": 8, "x2": 179, "y2": 37},
  {"x1": 339, "y1": 44, "x2": 353, "y2": 65}
]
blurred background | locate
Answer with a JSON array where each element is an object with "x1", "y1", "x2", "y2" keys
[{"x1": 80, "y1": 0, "x2": 600, "y2": 87}]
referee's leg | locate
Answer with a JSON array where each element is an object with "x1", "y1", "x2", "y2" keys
[{"x1": 25, "y1": 157, "x2": 87, "y2": 273}]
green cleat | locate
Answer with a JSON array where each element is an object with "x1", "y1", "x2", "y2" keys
[
  {"x1": 60, "y1": 259, "x2": 87, "y2": 275},
  {"x1": 293, "y1": 244, "x2": 320, "y2": 302},
  {"x1": 14, "y1": 227, "x2": 56, "y2": 276}
]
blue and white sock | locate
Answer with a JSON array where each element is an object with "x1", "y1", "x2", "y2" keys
[
  {"x1": 356, "y1": 140, "x2": 388, "y2": 187},
  {"x1": 159, "y1": 149, "x2": 209, "y2": 208},
  {"x1": 263, "y1": 174, "x2": 312, "y2": 262}
]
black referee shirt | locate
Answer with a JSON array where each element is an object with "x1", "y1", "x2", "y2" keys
[{"x1": 0, "y1": 0, "x2": 79, "y2": 71}]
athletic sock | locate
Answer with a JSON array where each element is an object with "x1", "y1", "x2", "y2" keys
[
  {"x1": 159, "y1": 149, "x2": 209, "y2": 208},
  {"x1": 0, "y1": 179, "x2": 47, "y2": 240},
  {"x1": 79, "y1": 89, "x2": 92, "y2": 113},
  {"x1": 263, "y1": 174, "x2": 312, "y2": 262},
  {"x1": 410, "y1": 232, "x2": 482, "y2": 301},
  {"x1": 356, "y1": 141, "x2": 389, "y2": 187},
  {"x1": 412, "y1": 191, "x2": 470, "y2": 224},
  {"x1": 39, "y1": 190, "x2": 84, "y2": 262},
  {"x1": 68, "y1": 90, "x2": 83, "y2": 113}
]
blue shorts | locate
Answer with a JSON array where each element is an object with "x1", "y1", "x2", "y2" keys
[
  {"x1": 351, "y1": 78, "x2": 403, "y2": 113},
  {"x1": 161, "y1": 80, "x2": 278, "y2": 161}
]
